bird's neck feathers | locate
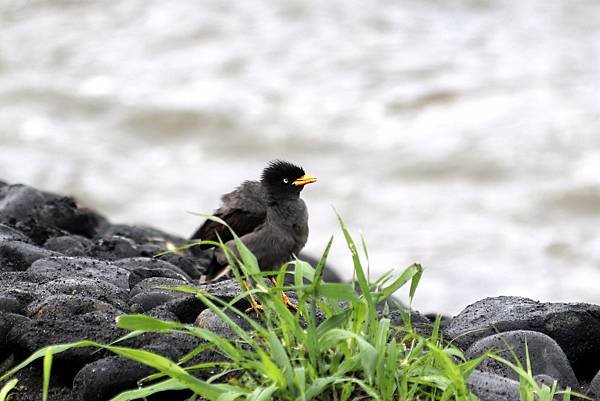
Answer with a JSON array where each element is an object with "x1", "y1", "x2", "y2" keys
[{"x1": 265, "y1": 188, "x2": 302, "y2": 204}]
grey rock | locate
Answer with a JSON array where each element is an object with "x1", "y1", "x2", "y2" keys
[
  {"x1": 44, "y1": 235, "x2": 94, "y2": 256},
  {"x1": 73, "y1": 356, "x2": 153, "y2": 401},
  {"x1": 8, "y1": 309, "x2": 124, "y2": 366},
  {"x1": 0, "y1": 240, "x2": 61, "y2": 271},
  {"x1": 195, "y1": 278, "x2": 246, "y2": 302},
  {"x1": 466, "y1": 330, "x2": 578, "y2": 389},
  {"x1": 384, "y1": 307, "x2": 434, "y2": 337},
  {"x1": 115, "y1": 257, "x2": 192, "y2": 287},
  {"x1": 130, "y1": 277, "x2": 192, "y2": 297},
  {"x1": 42, "y1": 277, "x2": 129, "y2": 310},
  {"x1": 446, "y1": 296, "x2": 600, "y2": 379},
  {"x1": 0, "y1": 223, "x2": 29, "y2": 242},
  {"x1": 91, "y1": 236, "x2": 141, "y2": 260},
  {"x1": 0, "y1": 184, "x2": 100, "y2": 240},
  {"x1": 467, "y1": 370, "x2": 521, "y2": 401},
  {"x1": 156, "y1": 295, "x2": 208, "y2": 324},
  {"x1": 0, "y1": 312, "x2": 30, "y2": 357},
  {"x1": 129, "y1": 266, "x2": 190, "y2": 288},
  {"x1": 0, "y1": 271, "x2": 54, "y2": 307},
  {"x1": 24, "y1": 294, "x2": 121, "y2": 319},
  {"x1": 35, "y1": 196, "x2": 99, "y2": 238},
  {"x1": 157, "y1": 253, "x2": 206, "y2": 280},
  {"x1": 8, "y1": 364, "x2": 75, "y2": 401},
  {"x1": 28, "y1": 256, "x2": 130, "y2": 290},
  {"x1": 136, "y1": 242, "x2": 165, "y2": 257},
  {"x1": 115, "y1": 256, "x2": 191, "y2": 277},
  {"x1": 99, "y1": 224, "x2": 186, "y2": 247},
  {"x1": 0, "y1": 184, "x2": 50, "y2": 223},
  {"x1": 145, "y1": 304, "x2": 181, "y2": 322},
  {"x1": 590, "y1": 369, "x2": 600, "y2": 399},
  {"x1": 534, "y1": 374, "x2": 559, "y2": 388},
  {"x1": 72, "y1": 351, "x2": 175, "y2": 401},
  {"x1": 194, "y1": 308, "x2": 255, "y2": 340},
  {"x1": 0, "y1": 295, "x2": 23, "y2": 313},
  {"x1": 129, "y1": 291, "x2": 179, "y2": 312}
]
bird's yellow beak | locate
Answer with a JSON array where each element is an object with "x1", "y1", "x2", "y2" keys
[{"x1": 292, "y1": 174, "x2": 317, "y2": 187}]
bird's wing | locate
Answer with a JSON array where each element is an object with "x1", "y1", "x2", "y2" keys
[{"x1": 190, "y1": 181, "x2": 267, "y2": 249}]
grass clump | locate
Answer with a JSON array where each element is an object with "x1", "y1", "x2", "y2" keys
[{"x1": 0, "y1": 216, "x2": 583, "y2": 401}]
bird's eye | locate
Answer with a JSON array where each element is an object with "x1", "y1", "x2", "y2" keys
[{"x1": 283, "y1": 178, "x2": 289, "y2": 184}]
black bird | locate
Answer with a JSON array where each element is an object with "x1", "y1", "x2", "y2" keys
[{"x1": 191, "y1": 160, "x2": 317, "y2": 310}]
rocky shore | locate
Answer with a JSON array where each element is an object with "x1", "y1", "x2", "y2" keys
[{"x1": 0, "y1": 182, "x2": 599, "y2": 400}]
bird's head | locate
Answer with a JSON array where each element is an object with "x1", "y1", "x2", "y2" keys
[{"x1": 261, "y1": 160, "x2": 317, "y2": 197}]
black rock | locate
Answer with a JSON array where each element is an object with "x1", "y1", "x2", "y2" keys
[
  {"x1": 24, "y1": 294, "x2": 121, "y2": 319},
  {"x1": 145, "y1": 304, "x2": 181, "y2": 322},
  {"x1": 36, "y1": 196, "x2": 100, "y2": 238},
  {"x1": 5, "y1": 364, "x2": 75, "y2": 401},
  {"x1": 194, "y1": 308, "x2": 255, "y2": 340},
  {"x1": 0, "y1": 312, "x2": 31, "y2": 357},
  {"x1": 13, "y1": 218, "x2": 69, "y2": 245},
  {"x1": 114, "y1": 257, "x2": 192, "y2": 287},
  {"x1": 157, "y1": 253, "x2": 207, "y2": 280},
  {"x1": 445, "y1": 296, "x2": 600, "y2": 380},
  {"x1": 0, "y1": 184, "x2": 50, "y2": 223},
  {"x1": 71, "y1": 337, "x2": 189, "y2": 401},
  {"x1": 466, "y1": 370, "x2": 521, "y2": 401},
  {"x1": 72, "y1": 356, "x2": 155, "y2": 401},
  {"x1": 0, "y1": 240, "x2": 61, "y2": 272},
  {"x1": 98, "y1": 224, "x2": 186, "y2": 247},
  {"x1": 590, "y1": 369, "x2": 600, "y2": 399},
  {"x1": 0, "y1": 223, "x2": 29, "y2": 242},
  {"x1": 44, "y1": 235, "x2": 94, "y2": 256},
  {"x1": 130, "y1": 277, "x2": 193, "y2": 297},
  {"x1": 129, "y1": 291, "x2": 180, "y2": 312},
  {"x1": 28, "y1": 256, "x2": 130, "y2": 290},
  {"x1": 465, "y1": 330, "x2": 578, "y2": 389},
  {"x1": 0, "y1": 295, "x2": 23, "y2": 314},
  {"x1": 8, "y1": 309, "x2": 124, "y2": 367},
  {"x1": 41, "y1": 277, "x2": 129, "y2": 310},
  {"x1": 0, "y1": 184, "x2": 101, "y2": 240},
  {"x1": 91, "y1": 236, "x2": 142, "y2": 260},
  {"x1": 153, "y1": 295, "x2": 208, "y2": 324},
  {"x1": 383, "y1": 306, "x2": 434, "y2": 337},
  {"x1": 0, "y1": 271, "x2": 54, "y2": 308},
  {"x1": 195, "y1": 278, "x2": 246, "y2": 302},
  {"x1": 128, "y1": 267, "x2": 191, "y2": 286},
  {"x1": 137, "y1": 242, "x2": 166, "y2": 257}
]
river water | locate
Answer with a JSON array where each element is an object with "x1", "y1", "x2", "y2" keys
[{"x1": 1, "y1": 0, "x2": 600, "y2": 314}]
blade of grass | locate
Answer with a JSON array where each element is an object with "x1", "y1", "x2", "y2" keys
[
  {"x1": 0, "y1": 379, "x2": 18, "y2": 401},
  {"x1": 109, "y1": 378, "x2": 188, "y2": 401},
  {"x1": 377, "y1": 264, "x2": 422, "y2": 302},
  {"x1": 105, "y1": 345, "x2": 242, "y2": 400},
  {"x1": 335, "y1": 211, "x2": 376, "y2": 334},
  {"x1": 42, "y1": 347, "x2": 53, "y2": 401}
]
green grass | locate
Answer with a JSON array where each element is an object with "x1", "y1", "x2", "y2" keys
[{"x1": 0, "y1": 216, "x2": 586, "y2": 401}]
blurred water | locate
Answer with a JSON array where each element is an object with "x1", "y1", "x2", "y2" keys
[{"x1": 1, "y1": 0, "x2": 600, "y2": 314}]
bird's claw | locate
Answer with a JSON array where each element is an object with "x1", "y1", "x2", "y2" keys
[
  {"x1": 244, "y1": 303, "x2": 263, "y2": 314},
  {"x1": 281, "y1": 292, "x2": 298, "y2": 311}
]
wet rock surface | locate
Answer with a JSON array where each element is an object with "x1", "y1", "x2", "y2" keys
[
  {"x1": 466, "y1": 370, "x2": 521, "y2": 401},
  {"x1": 1, "y1": 183, "x2": 600, "y2": 400},
  {"x1": 446, "y1": 296, "x2": 600, "y2": 383},
  {"x1": 465, "y1": 330, "x2": 579, "y2": 389},
  {"x1": 0, "y1": 241, "x2": 61, "y2": 272}
]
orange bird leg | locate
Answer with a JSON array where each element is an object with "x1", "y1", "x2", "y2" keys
[
  {"x1": 271, "y1": 277, "x2": 297, "y2": 311},
  {"x1": 243, "y1": 280, "x2": 263, "y2": 314}
]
